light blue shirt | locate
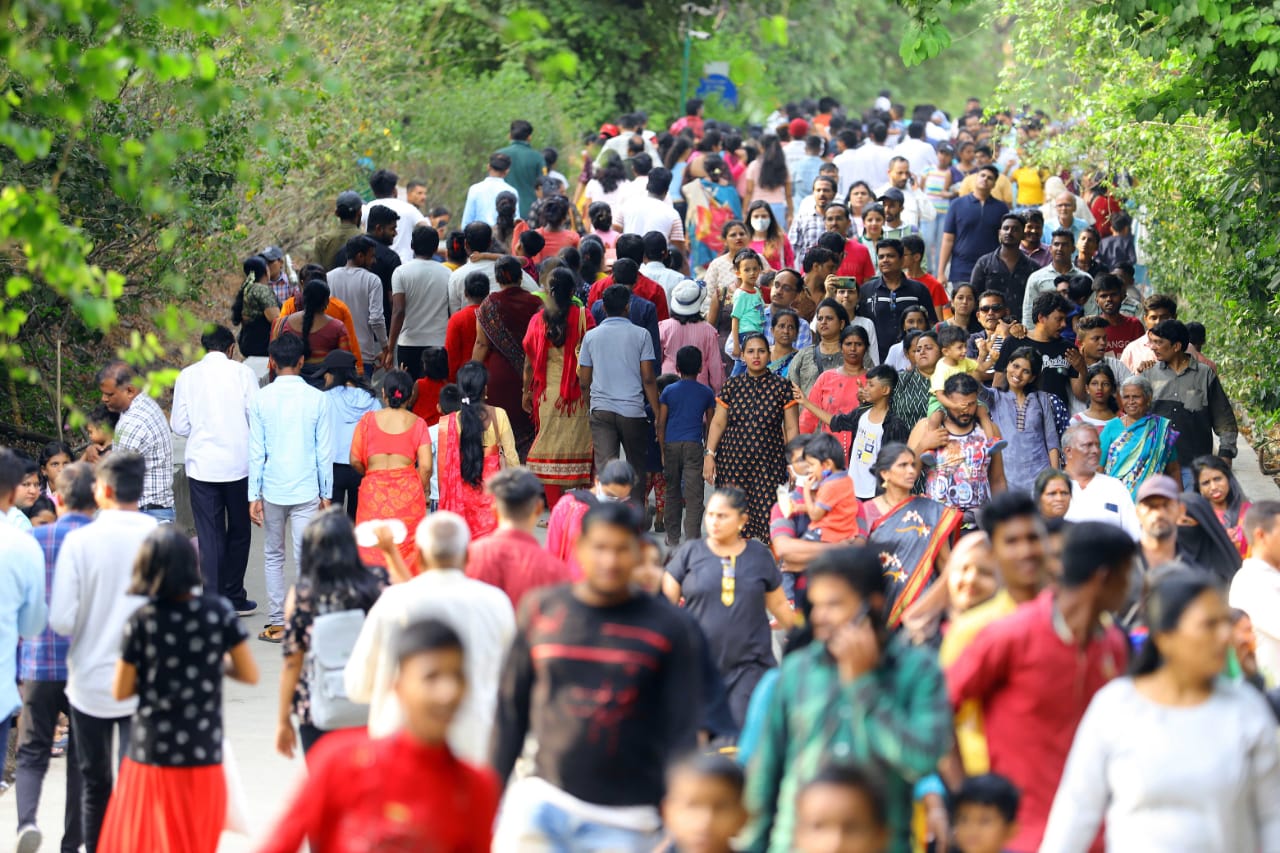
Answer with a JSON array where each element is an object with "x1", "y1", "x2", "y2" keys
[
  {"x1": 461, "y1": 176, "x2": 521, "y2": 227},
  {"x1": 579, "y1": 317, "x2": 654, "y2": 419},
  {"x1": 0, "y1": 522, "x2": 47, "y2": 717},
  {"x1": 325, "y1": 385, "x2": 382, "y2": 466},
  {"x1": 1042, "y1": 215, "x2": 1087, "y2": 245},
  {"x1": 249, "y1": 375, "x2": 333, "y2": 505}
]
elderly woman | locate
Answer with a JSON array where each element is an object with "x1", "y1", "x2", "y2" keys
[{"x1": 1099, "y1": 374, "x2": 1181, "y2": 500}]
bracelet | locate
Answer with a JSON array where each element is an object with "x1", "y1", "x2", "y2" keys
[{"x1": 704, "y1": 449, "x2": 716, "y2": 458}]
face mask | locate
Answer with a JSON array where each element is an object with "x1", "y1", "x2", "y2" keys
[
  {"x1": 750, "y1": 217, "x2": 771, "y2": 231},
  {"x1": 594, "y1": 487, "x2": 623, "y2": 503}
]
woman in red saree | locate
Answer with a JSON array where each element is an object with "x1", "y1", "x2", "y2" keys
[
  {"x1": 858, "y1": 443, "x2": 961, "y2": 632},
  {"x1": 473, "y1": 255, "x2": 543, "y2": 461},
  {"x1": 349, "y1": 371, "x2": 432, "y2": 570},
  {"x1": 436, "y1": 362, "x2": 519, "y2": 540},
  {"x1": 521, "y1": 268, "x2": 594, "y2": 507}
]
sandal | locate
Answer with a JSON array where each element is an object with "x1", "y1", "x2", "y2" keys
[{"x1": 258, "y1": 625, "x2": 284, "y2": 643}]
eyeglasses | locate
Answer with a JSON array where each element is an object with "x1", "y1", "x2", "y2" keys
[{"x1": 977, "y1": 305, "x2": 1003, "y2": 313}]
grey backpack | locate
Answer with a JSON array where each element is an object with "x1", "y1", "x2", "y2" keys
[{"x1": 306, "y1": 608, "x2": 369, "y2": 730}]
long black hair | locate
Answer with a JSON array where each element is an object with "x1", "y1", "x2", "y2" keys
[
  {"x1": 324, "y1": 363, "x2": 374, "y2": 396},
  {"x1": 382, "y1": 370, "x2": 413, "y2": 409},
  {"x1": 129, "y1": 526, "x2": 204, "y2": 600},
  {"x1": 1131, "y1": 569, "x2": 1219, "y2": 676},
  {"x1": 597, "y1": 152, "x2": 627, "y2": 194},
  {"x1": 544, "y1": 267, "x2": 576, "y2": 347},
  {"x1": 494, "y1": 191, "x2": 518, "y2": 250},
  {"x1": 441, "y1": 362, "x2": 489, "y2": 487},
  {"x1": 756, "y1": 134, "x2": 788, "y2": 190},
  {"x1": 579, "y1": 235, "x2": 605, "y2": 285},
  {"x1": 38, "y1": 440, "x2": 73, "y2": 492},
  {"x1": 298, "y1": 279, "x2": 330, "y2": 359},
  {"x1": 299, "y1": 507, "x2": 383, "y2": 602},
  {"x1": 231, "y1": 255, "x2": 270, "y2": 325}
]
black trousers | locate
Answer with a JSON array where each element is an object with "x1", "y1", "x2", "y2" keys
[
  {"x1": 396, "y1": 344, "x2": 428, "y2": 381},
  {"x1": 333, "y1": 463, "x2": 363, "y2": 521},
  {"x1": 589, "y1": 409, "x2": 652, "y2": 505},
  {"x1": 188, "y1": 476, "x2": 251, "y2": 604},
  {"x1": 69, "y1": 709, "x2": 129, "y2": 853},
  {"x1": 16, "y1": 681, "x2": 82, "y2": 852}
]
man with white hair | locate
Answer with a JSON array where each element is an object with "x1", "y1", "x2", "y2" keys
[
  {"x1": 343, "y1": 511, "x2": 515, "y2": 764},
  {"x1": 1062, "y1": 423, "x2": 1140, "y2": 540}
]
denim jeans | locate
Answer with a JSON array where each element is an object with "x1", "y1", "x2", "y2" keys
[
  {"x1": 140, "y1": 506, "x2": 175, "y2": 524},
  {"x1": 263, "y1": 497, "x2": 320, "y2": 625},
  {"x1": 493, "y1": 778, "x2": 661, "y2": 853}
]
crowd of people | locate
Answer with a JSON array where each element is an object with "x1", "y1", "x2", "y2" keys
[{"x1": 1, "y1": 90, "x2": 1278, "y2": 853}]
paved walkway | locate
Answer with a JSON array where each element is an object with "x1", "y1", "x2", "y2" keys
[{"x1": 3, "y1": 443, "x2": 1276, "y2": 851}]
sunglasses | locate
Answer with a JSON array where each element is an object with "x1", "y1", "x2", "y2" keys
[{"x1": 977, "y1": 305, "x2": 1004, "y2": 313}]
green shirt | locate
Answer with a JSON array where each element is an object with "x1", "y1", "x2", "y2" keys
[
  {"x1": 744, "y1": 635, "x2": 953, "y2": 853},
  {"x1": 497, "y1": 140, "x2": 546, "y2": 219}
]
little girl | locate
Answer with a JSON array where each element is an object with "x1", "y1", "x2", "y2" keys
[
  {"x1": 97, "y1": 527, "x2": 258, "y2": 853},
  {"x1": 859, "y1": 203, "x2": 887, "y2": 271},
  {"x1": 729, "y1": 249, "x2": 766, "y2": 369}
]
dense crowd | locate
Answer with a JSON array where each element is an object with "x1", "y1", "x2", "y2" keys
[{"x1": 2, "y1": 90, "x2": 1279, "y2": 853}]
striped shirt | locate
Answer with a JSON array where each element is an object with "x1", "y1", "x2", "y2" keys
[{"x1": 21, "y1": 513, "x2": 91, "y2": 681}]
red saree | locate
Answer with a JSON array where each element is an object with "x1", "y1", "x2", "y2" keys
[{"x1": 437, "y1": 412, "x2": 501, "y2": 539}]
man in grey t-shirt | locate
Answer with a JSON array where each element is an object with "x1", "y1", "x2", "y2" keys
[
  {"x1": 387, "y1": 225, "x2": 451, "y2": 378},
  {"x1": 327, "y1": 234, "x2": 387, "y2": 377},
  {"x1": 578, "y1": 284, "x2": 659, "y2": 504}
]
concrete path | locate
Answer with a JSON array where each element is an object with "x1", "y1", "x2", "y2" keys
[{"x1": 3, "y1": 442, "x2": 1277, "y2": 851}]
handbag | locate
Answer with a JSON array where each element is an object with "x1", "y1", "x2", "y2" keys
[{"x1": 305, "y1": 608, "x2": 371, "y2": 730}]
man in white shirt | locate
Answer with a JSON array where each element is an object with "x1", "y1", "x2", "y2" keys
[
  {"x1": 50, "y1": 451, "x2": 157, "y2": 851},
  {"x1": 344, "y1": 512, "x2": 515, "y2": 764},
  {"x1": 837, "y1": 122, "x2": 896, "y2": 199},
  {"x1": 1062, "y1": 423, "x2": 1140, "y2": 539},
  {"x1": 894, "y1": 121, "x2": 939, "y2": 177},
  {"x1": 327, "y1": 234, "x2": 388, "y2": 377},
  {"x1": 361, "y1": 168, "x2": 424, "y2": 264},
  {"x1": 170, "y1": 325, "x2": 258, "y2": 614},
  {"x1": 446, "y1": 221, "x2": 541, "y2": 314},
  {"x1": 461, "y1": 152, "x2": 519, "y2": 228},
  {"x1": 386, "y1": 225, "x2": 451, "y2": 379},
  {"x1": 617, "y1": 168, "x2": 686, "y2": 250},
  {"x1": 877, "y1": 156, "x2": 937, "y2": 230},
  {"x1": 640, "y1": 232, "x2": 685, "y2": 303},
  {"x1": 1230, "y1": 502, "x2": 1280, "y2": 686}
]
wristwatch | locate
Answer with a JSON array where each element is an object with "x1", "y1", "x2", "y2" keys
[{"x1": 704, "y1": 449, "x2": 716, "y2": 458}]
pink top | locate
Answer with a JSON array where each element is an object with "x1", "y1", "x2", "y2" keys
[
  {"x1": 659, "y1": 318, "x2": 726, "y2": 395},
  {"x1": 744, "y1": 158, "x2": 788, "y2": 205}
]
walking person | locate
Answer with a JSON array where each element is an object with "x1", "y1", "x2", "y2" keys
[
  {"x1": 473, "y1": 255, "x2": 544, "y2": 459},
  {"x1": 16, "y1": 463, "x2": 94, "y2": 853},
  {"x1": 93, "y1": 361, "x2": 175, "y2": 522},
  {"x1": 385, "y1": 224, "x2": 451, "y2": 380},
  {"x1": 249, "y1": 334, "x2": 333, "y2": 644},
  {"x1": 171, "y1": 324, "x2": 258, "y2": 614},
  {"x1": 663, "y1": 487, "x2": 796, "y2": 726},
  {"x1": 49, "y1": 452, "x2": 158, "y2": 852},
  {"x1": 320, "y1": 350, "x2": 380, "y2": 521},
  {"x1": 657, "y1": 346, "x2": 717, "y2": 546},
  {"x1": 95, "y1": 528, "x2": 258, "y2": 853},
  {"x1": 435, "y1": 363, "x2": 519, "y2": 539},
  {"x1": 465, "y1": 467, "x2": 571, "y2": 609}
]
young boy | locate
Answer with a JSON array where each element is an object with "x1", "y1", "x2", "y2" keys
[
  {"x1": 658, "y1": 347, "x2": 716, "y2": 547},
  {"x1": 515, "y1": 230, "x2": 545, "y2": 279},
  {"x1": 729, "y1": 249, "x2": 766, "y2": 361},
  {"x1": 801, "y1": 433, "x2": 863, "y2": 544},
  {"x1": 792, "y1": 763, "x2": 890, "y2": 853},
  {"x1": 830, "y1": 365, "x2": 908, "y2": 500},
  {"x1": 952, "y1": 773, "x2": 1020, "y2": 853},
  {"x1": 771, "y1": 434, "x2": 818, "y2": 606},
  {"x1": 658, "y1": 754, "x2": 748, "y2": 853},
  {"x1": 923, "y1": 325, "x2": 999, "y2": 437},
  {"x1": 901, "y1": 234, "x2": 948, "y2": 316}
]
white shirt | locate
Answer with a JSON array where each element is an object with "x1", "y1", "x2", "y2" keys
[
  {"x1": 1065, "y1": 472, "x2": 1141, "y2": 540},
  {"x1": 170, "y1": 352, "x2": 256, "y2": 482},
  {"x1": 50, "y1": 510, "x2": 157, "y2": 718},
  {"x1": 462, "y1": 176, "x2": 520, "y2": 228},
  {"x1": 1230, "y1": 557, "x2": 1280, "y2": 687},
  {"x1": 618, "y1": 195, "x2": 686, "y2": 243},
  {"x1": 391, "y1": 258, "x2": 452, "y2": 347},
  {"x1": 1041, "y1": 677, "x2": 1280, "y2": 853},
  {"x1": 446, "y1": 259, "x2": 541, "y2": 315},
  {"x1": 641, "y1": 261, "x2": 686, "y2": 303},
  {"x1": 836, "y1": 142, "x2": 896, "y2": 199},
  {"x1": 344, "y1": 568, "x2": 515, "y2": 764},
  {"x1": 362, "y1": 197, "x2": 425, "y2": 264},
  {"x1": 894, "y1": 137, "x2": 939, "y2": 177}
]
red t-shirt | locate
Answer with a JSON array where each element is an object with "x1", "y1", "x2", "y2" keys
[
  {"x1": 444, "y1": 305, "x2": 479, "y2": 381},
  {"x1": 837, "y1": 239, "x2": 876, "y2": 284},
  {"x1": 946, "y1": 590, "x2": 1125, "y2": 853},
  {"x1": 465, "y1": 527, "x2": 572, "y2": 610},
  {"x1": 258, "y1": 730, "x2": 498, "y2": 853},
  {"x1": 1102, "y1": 314, "x2": 1144, "y2": 358},
  {"x1": 587, "y1": 272, "x2": 670, "y2": 321},
  {"x1": 412, "y1": 377, "x2": 446, "y2": 425},
  {"x1": 916, "y1": 273, "x2": 949, "y2": 312}
]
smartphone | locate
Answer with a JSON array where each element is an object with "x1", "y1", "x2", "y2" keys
[{"x1": 829, "y1": 275, "x2": 859, "y2": 290}]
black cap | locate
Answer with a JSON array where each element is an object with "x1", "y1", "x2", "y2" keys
[
  {"x1": 320, "y1": 350, "x2": 357, "y2": 373},
  {"x1": 877, "y1": 188, "x2": 905, "y2": 203},
  {"x1": 335, "y1": 190, "x2": 364, "y2": 216},
  {"x1": 260, "y1": 246, "x2": 284, "y2": 262}
]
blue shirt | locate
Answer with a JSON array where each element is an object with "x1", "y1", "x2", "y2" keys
[
  {"x1": 22, "y1": 513, "x2": 90, "y2": 682},
  {"x1": 942, "y1": 193, "x2": 1010, "y2": 283},
  {"x1": 325, "y1": 385, "x2": 382, "y2": 466},
  {"x1": 660, "y1": 379, "x2": 716, "y2": 443},
  {"x1": 579, "y1": 317, "x2": 655, "y2": 419},
  {"x1": 249, "y1": 375, "x2": 333, "y2": 505},
  {"x1": 0, "y1": 520, "x2": 48, "y2": 716},
  {"x1": 462, "y1": 176, "x2": 521, "y2": 227}
]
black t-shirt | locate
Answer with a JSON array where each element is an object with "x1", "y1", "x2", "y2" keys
[
  {"x1": 666, "y1": 539, "x2": 781, "y2": 676},
  {"x1": 121, "y1": 596, "x2": 248, "y2": 767},
  {"x1": 995, "y1": 334, "x2": 1076, "y2": 407}
]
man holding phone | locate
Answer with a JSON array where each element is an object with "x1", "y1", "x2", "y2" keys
[{"x1": 743, "y1": 546, "x2": 952, "y2": 853}]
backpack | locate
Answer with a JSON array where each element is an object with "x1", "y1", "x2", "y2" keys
[{"x1": 305, "y1": 608, "x2": 370, "y2": 730}]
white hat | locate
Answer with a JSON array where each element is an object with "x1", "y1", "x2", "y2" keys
[{"x1": 670, "y1": 280, "x2": 706, "y2": 317}]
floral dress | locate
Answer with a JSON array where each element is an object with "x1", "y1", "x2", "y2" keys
[
  {"x1": 715, "y1": 371, "x2": 796, "y2": 543},
  {"x1": 283, "y1": 567, "x2": 389, "y2": 728}
]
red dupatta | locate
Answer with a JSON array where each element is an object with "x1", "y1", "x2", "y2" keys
[{"x1": 524, "y1": 304, "x2": 588, "y2": 420}]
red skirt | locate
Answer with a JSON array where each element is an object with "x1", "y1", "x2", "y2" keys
[
  {"x1": 98, "y1": 757, "x2": 226, "y2": 853},
  {"x1": 356, "y1": 465, "x2": 427, "y2": 570}
]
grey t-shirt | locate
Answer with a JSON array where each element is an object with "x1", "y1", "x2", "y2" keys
[
  {"x1": 579, "y1": 317, "x2": 654, "y2": 419},
  {"x1": 391, "y1": 258, "x2": 451, "y2": 347}
]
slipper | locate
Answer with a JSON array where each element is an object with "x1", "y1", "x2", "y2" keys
[{"x1": 258, "y1": 625, "x2": 284, "y2": 643}]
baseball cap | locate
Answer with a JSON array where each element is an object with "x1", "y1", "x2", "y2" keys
[
  {"x1": 938, "y1": 142, "x2": 955, "y2": 154},
  {"x1": 599, "y1": 123, "x2": 621, "y2": 140},
  {"x1": 788, "y1": 118, "x2": 810, "y2": 140},
  {"x1": 1137, "y1": 475, "x2": 1182, "y2": 503},
  {"x1": 670, "y1": 280, "x2": 706, "y2": 316},
  {"x1": 878, "y1": 188, "x2": 905, "y2": 204},
  {"x1": 335, "y1": 190, "x2": 363, "y2": 215},
  {"x1": 260, "y1": 246, "x2": 284, "y2": 262},
  {"x1": 320, "y1": 350, "x2": 358, "y2": 374}
]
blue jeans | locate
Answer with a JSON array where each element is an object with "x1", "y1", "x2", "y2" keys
[
  {"x1": 141, "y1": 506, "x2": 175, "y2": 524},
  {"x1": 493, "y1": 779, "x2": 660, "y2": 853}
]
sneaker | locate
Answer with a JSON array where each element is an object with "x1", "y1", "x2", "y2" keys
[
  {"x1": 17, "y1": 824, "x2": 42, "y2": 853},
  {"x1": 233, "y1": 599, "x2": 258, "y2": 617}
]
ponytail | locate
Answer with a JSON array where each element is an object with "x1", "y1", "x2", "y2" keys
[
  {"x1": 382, "y1": 370, "x2": 413, "y2": 409},
  {"x1": 445, "y1": 362, "x2": 489, "y2": 487},
  {"x1": 299, "y1": 279, "x2": 330, "y2": 360},
  {"x1": 544, "y1": 268, "x2": 576, "y2": 347}
]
